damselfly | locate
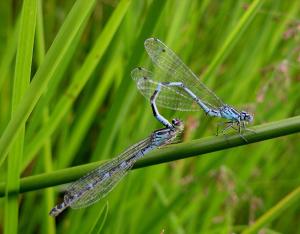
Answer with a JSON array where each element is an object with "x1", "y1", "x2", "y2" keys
[
  {"x1": 49, "y1": 119, "x2": 184, "y2": 217},
  {"x1": 131, "y1": 38, "x2": 254, "y2": 139}
]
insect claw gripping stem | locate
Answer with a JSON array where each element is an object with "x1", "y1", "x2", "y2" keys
[{"x1": 239, "y1": 133, "x2": 248, "y2": 143}]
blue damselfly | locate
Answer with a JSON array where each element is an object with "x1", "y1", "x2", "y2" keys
[
  {"x1": 50, "y1": 119, "x2": 183, "y2": 217},
  {"x1": 132, "y1": 38, "x2": 254, "y2": 139}
]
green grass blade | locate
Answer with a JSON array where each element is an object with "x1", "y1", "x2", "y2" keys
[
  {"x1": 242, "y1": 186, "x2": 300, "y2": 234},
  {"x1": 25, "y1": 18, "x2": 86, "y2": 142},
  {"x1": 0, "y1": 18, "x2": 19, "y2": 133},
  {"x1": 4, "y1": 0, "x2": 37, "y2": 233},
  {"x1": 35, "y1": 0, "x2": 45, "y2": 65},
  {"x1": 40, "y1": 109, "x2": 55, "y2": 234},
  {"x1": 0, "y1": 19, "x2": 19, "y2": 91},
  {"x1": 35, "y1": 1, "x2": 55, "y2": 233},
  {"x1": 136, "y1": 115, "x2": 300, "y2": 168},
  {"x1": 90, "y1": 0, "x2": 168, "y2": 161},
  {"x1": 0, "y1": 1, "x2": 12, "y2": 55},
  {"x1": 88, "y1": 202, "x2": 109, "y2": 234},
  {"x1": 22, "y1": 0, "x2": 132, "y2": 169},
  {"x1": 1, "y1": 2, "x2": 300, "y2": 232},
  {"x1": 0, "y1": 0, "x2": 97, "y2": 167},
  {"x1": 0, "y1": 115, "x2": 299, "y2": 196},
  {"x1": 59, "y1": 52, "x2": 121, "y2": 167},
  {"x1": 202, "y1": 0, "x2": 264, "y2": 83}
]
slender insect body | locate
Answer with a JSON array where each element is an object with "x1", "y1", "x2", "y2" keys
[
  {"x1": 150, "y1": 83, "x2": 174, "y2": 129},
  {"x1": 132, "y1": 38, "x2": 254, "y2": 138},
  {"x1": 50, "y1": 120, "x2": 184, "y2": 217}
]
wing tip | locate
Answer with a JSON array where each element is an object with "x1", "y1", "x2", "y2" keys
[
  {"x1": 131, "y1": 67, "x2": 152, "y2": 81},
  {"x1": 144, "y1": 37, "x2": 157, "y2": 46},
  {"x1": 130, "y1": 67, "x2": 140, "y2": 80},
  {"x1": 144, "y1": 37, "x2": 162, "y2": 47}
]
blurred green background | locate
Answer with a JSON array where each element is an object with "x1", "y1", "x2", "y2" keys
[{"x1": 0, "y1": 0, "x2": 300, "y2": 233}]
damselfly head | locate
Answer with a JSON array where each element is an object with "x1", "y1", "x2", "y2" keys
[
  {"x1": 172, "y1": 118, "x2": 184, "y2": 130},
  {"x1": 172, "y1": 118, "x2": 181, "y2": 126},
  {"x1": 240, "y1": 111, "x2": 254, "y2": 123}
]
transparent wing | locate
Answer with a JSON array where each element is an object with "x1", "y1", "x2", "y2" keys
[
  {"x1": 144, "y1": 38, "x2": 224, "y2": 109},
  {"x1": 65, "y1": 125, "x2": 183, "y2": 209},
  {"x1": 70, "y1": 160, "x2": 132, "y2": 209},
  {"x1": 66, "y1": 137, "x2": 152, "y2": 209},
  {"x1": 131, "y1": 67, "x2": 201, "y2": 111}
]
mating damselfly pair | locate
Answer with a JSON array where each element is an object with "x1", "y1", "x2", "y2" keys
[{"x1": 50, "y1": 38, "x2": 254, "y2": 216}]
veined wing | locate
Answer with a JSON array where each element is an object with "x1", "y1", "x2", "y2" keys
[
  {"x1": 144, "y1": 38, "x2": 224, "y2": 110},
  {"x1": 70, "y1": 162, "x2": 131, "y2": 209},
  {"x1": 67, "y1": 136, "x2": 152, "y2": 209},
  {"x1": 131, "y1": 67, "x2": 201, "y2": 111}
]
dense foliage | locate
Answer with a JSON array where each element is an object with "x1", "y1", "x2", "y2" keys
[{"x1": 0, "y1": 0, "x2": 300, "y2": 233}]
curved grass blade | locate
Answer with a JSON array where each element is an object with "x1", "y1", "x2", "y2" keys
[
  {"x1": 88, "y1": 202, "x2": 109, "y2": 234},
  {"x1": 0, "y1": 115, "x2": 299, "y2": 197},
  {"x1": 22, "y1": 0, "x2": 132, "y2": 170},
  {"x1": 242, "y1": 186, "x2": 300, "y2": 234},
  {"x1": 90, "y1": 0, "x2": 168, "y2": 162},
  {"x1": 0, "y1": 0, "x2": 97, "y2": 167},
  {"x1": 5, "y1": 0, "x2": 37, "y2": 233}
]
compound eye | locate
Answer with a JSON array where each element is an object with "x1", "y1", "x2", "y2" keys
[{"x1": 172, "y1": 118, "x2": 180, "y2": 126}]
